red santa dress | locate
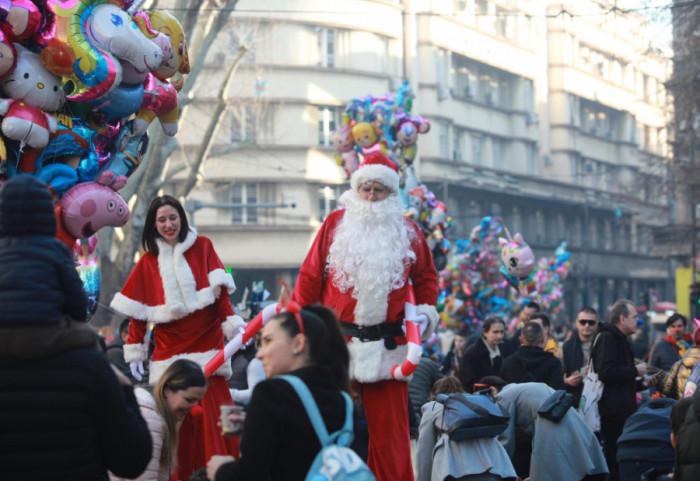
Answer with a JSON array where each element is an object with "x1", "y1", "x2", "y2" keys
[
  {"x1": 292, "y1": 209, "x2": 439, "y2": 481},
  {"x1": 111, "y1": 228, "x2": 244, "y2": 478}
]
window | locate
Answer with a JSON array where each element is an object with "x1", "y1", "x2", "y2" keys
[
  {"x1": 318, "y1": 185, "x2": 340, "y2": 221},
  {"x1": 437, "y1": 48, "x2": 448, "y2": 87},
  {"x1": 231, "y1": 183, "x2": 258, "y2": 224},
  {"x1": 471, "y1": 134, "x2": 482, "y2": 165},
  {"x1": 526, "y1": 143, "x2": 536, "y2": 175},
  {"x1": 317, "y1": 106, "x2": 340, "y2": 146},
  {"x1": 229, "y1": 105, "x2": 257, "y2": 144},
  {"x1": 439, "y1": 122, "x2": 449, "y2": 158},
  {"x1": 453, "y1": 128, "x2": 464, "y2": 161},
  {"x1": 492, "y1": 137, "x2": 503, "y2": 169},
  {"x1": 570, "y1": 153, "x2": 580, "y2": 184},
  {"x1": 317, "y1": 27, "x2": 336, "y2": 68}
]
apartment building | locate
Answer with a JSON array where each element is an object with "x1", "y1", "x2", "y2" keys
[{"x1": 165, "y1": 0, "x2": 672, "y2": 319}]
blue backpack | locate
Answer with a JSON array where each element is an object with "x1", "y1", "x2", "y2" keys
[{"x1": 278, "y1": 375, "x2": 376, "y2": 481}]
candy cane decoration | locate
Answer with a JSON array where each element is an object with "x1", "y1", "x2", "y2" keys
[
  {"x1": 390, "y1": 283, "x2": 426, "y2": 380},
  {"x1": 204, "y1": 303, "x2": 282, "y2": 377}
]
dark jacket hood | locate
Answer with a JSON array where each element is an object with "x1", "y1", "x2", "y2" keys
[
  {"x1": 515, "y1": 345, "x2": 554, "y2": 368},
  {"x1": 0, "y1": 176, "x2": 56, "y2": 237}
]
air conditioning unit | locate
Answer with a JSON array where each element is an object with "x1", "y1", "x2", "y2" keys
[
  {"x1": 544, "y1": 154, "x2": 554, "y2": 166},
  {"x1": 526, "y1": 112, "x2": 538, "y2": 125},
  {"x1": 438, "y1": 85, "x2": 451, "y2": 100},
  {"x1": 453, "y1": 150, "x2": 463, "y2": 161}
]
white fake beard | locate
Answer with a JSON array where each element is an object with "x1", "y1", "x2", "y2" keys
[{"x1": 327, "y1": 190, "x2": 416, "y2": 325}]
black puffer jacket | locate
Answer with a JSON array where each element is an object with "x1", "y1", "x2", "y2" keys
[
  {"x1": 592, "y1": 322, "x2": 640, "y2": 420},
  {"x1": 675, "y1": 391, "x2": 700, "y2": 481},
  {"x1": 0, "y1": 347, "x2": 152, "y2": 481},
  {"x1": 500, "y1": 345, "x2": 565, "y2": 389},
  {"x1": 0, "y1": 176, "x2": 87, "y2": 326}
]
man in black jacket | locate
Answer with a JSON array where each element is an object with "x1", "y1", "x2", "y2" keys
[
  {"x1": 592, "y1": 299, "x2": 657, "y2": 481},
  {"x1": 500, "y1": 321, "x2": 565, "y2": 389},
  {"x1": 559, "y1": 306, "x2": 599, "y2": 407}
]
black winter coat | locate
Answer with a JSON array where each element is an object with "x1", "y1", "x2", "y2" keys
[
  {"x1": 0, "y1": 347, "x2": 152, "y2": 481},
  {"x1": 500, "y1": 345, "x2": 565, "y2": 389},
  {"x1": 458, "y1": 337, "x2": 503, "y2": 393},
  {"x1": 561, "y1": 334, "x2": 588, "y2": 406},
  {"x1": 675, "y1": 391, "x2": 700, "y2": 481},
  {"x1": 215, "y1": 365, "x2": 347, "y2": 481},
  {"x1": 592, "y1": 322, "x2": 640, "y2": 420},
  {"x1": 0, "y1": 235, "x2": 87, "y2": 326}
]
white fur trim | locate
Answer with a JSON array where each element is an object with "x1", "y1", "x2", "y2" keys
[
  {"x1": 416, "y1": 304, "x2": 439, "y2": 340},
  {"x1": 124, "y1": 342, "x2": 149, "y2": 363},
  {"x1": 209, "y1": 268, "x2": 236, "y2": 297},
  {"x1": 347, "y1": 339, "x2": 410, "y2": 383},
  {"x1": 350, "y1": 164, "x2": 399, "y2": 193},
  {"x1": 222, "y1": 315, "x2": 246, "y2": 340},
  {"x1": 112, "y1": 229, "x2": 235, "y2": 324},
  {"x1": 148, "y1": 348, "x2": 232, "y2": 385}
]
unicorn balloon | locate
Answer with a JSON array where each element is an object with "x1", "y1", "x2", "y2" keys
[
  {"x1": 42, "y1": 0, "x2": 163, "y2": 102},
  {"x1": 499, "y1": 231, "x2": 536, "y2": 297}
]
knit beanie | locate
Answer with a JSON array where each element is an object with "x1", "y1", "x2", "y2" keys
[{"x1": 0, "y1": 175, "x2": 57, "y2": 237}]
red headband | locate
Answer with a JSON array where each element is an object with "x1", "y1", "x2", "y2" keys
[{"x1": 285, "y1": 300, "x2": 305, "y2": 335}]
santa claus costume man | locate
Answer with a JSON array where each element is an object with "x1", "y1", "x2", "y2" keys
[
  {"x1": 292, "y1": 153, "x2": 438, "y2": 481},
  {"x1": 111, "y1": 195, "x2": 244, "y2": 479}
]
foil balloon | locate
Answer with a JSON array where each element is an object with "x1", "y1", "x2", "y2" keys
[
  {"x1": 74, "y1": 236, "x2": 101, "y2": 319},
  {"x1": 42, "y1": 0, "x2": 163, "y2": 102},
  {"x1": 131, "y1": 10, "x2": 189, "y2": 136},
  {"x1": 332, "y1": 125, "x2": 359, "y2": 177},
  {"x1": 0, "y1": 44, "x2": 65, "y2": 150},
  {"x1": 58, "y1": 179, "x2": 130, "y2": 245}
]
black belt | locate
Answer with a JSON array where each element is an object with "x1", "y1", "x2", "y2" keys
[{"x1": 339, "y1": 321, "x2": 404, "y2": 343}]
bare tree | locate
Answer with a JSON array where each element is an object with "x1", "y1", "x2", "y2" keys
[{"x1": 95, "y1": 0, "x2": 250, "y2": 327}]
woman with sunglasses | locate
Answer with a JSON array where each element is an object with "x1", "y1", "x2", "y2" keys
[
  {"x1": 207, "y1": 304, "x2": 351, "y2": 481},
  {"x1": 111, "y1": 195, "x2": 243, "y2": 478}
]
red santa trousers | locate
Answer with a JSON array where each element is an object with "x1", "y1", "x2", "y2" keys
[
  {"x1": 173, "y1": 376, "x2": 239, "y2": 480},
  {"x1": 361, "y1": 380, "x2": 414, "y2": 481}
]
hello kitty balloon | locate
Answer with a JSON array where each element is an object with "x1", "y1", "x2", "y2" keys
[{"x1": 0, "y1": 44, "x2": 65, "y2": 149}]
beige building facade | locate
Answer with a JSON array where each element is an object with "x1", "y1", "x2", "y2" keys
[{"x1": 166, "y1": 0, "x2": 672, "y2": 319}]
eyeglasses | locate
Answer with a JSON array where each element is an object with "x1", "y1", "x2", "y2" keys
[
  {"x1": 359, "y1": 185, "x2": 388, "y2": 195},
  {"x1": 578, "y1": 319, "x2": 598, "y2": 326},
  {"x1": 284, "y1": 300, "x2": 305, "y2": 335}
]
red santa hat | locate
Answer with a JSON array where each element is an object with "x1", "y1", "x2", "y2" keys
[{"x1": 350, "y1": 152, "x2": 400, "y2": 193}]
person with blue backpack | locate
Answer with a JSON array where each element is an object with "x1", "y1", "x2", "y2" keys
[{"x1": 207, "y1": 303, "x2": 374, "y2": 481}]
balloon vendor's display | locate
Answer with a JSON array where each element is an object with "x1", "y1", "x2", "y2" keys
[
  {"x1": 332, "y1": 81, "x2": 451, "y2": 270},
  {"x1": 439, "y1": 216, "x2": 570, "y2": 332},
  {"x1": 0, "y1": 0, "x2": 190, "y2": 319}
]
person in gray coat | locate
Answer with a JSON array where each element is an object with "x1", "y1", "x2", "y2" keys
[
  {"x1": 416, "y1": 376, "x2": 517, "y2": 481},
  {"x1": 494, "y1": 382, "x2": 608, "y2": 481}
]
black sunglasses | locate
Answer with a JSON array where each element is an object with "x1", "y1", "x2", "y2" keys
[{"x1": 578, "y1": 320, "x2": 597, "y2": 326}]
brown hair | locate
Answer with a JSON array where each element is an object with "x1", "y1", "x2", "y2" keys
[
  {"x1": 142, "y1": 195, "x2": 190, "y2": 255},
  {"x1": 431, "y1": 376, "x2": 465, "y2": 399},
  {"x1": 153, "y1": 360, "x2": 207, "y2": 469}
]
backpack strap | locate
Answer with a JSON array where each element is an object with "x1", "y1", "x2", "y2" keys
[{"x1": 277, "y1": 374, "x2": 354, "y2": 447}]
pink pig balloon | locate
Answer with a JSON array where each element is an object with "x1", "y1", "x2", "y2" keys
[{"x1": 59, "y1": 182, "x2": 130, "y2": 239}]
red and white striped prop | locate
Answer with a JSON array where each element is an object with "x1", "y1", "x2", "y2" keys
[
  {"x1": 204, "y1": 303, "x2": 282, "y2": 377},
  {"x1": 390, "y1": 283, "x2": 425, "y2": 380}
]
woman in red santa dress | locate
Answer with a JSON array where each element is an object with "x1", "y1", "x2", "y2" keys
[{"x1": 111, "y1": 195, "x2": 244, "y2": 480}]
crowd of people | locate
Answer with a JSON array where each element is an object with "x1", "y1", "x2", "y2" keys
[{"x1": 2, "y1": 154, "x2": 700, "y2": 481}]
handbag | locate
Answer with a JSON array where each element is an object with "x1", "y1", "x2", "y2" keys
[
  {"x1": 537, "y1": 389, "x2": 574, "y2": 423},
  {"x1": 436, "y1": 391, "x2": 510, "y2": 441},
  {"x1": 580, "y1": 334, "x2": 604, "y2": 432}
]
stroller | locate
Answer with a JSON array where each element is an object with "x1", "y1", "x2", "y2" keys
[{"x1": 616, "y1": 398, "x2": 676, "y2": 481}]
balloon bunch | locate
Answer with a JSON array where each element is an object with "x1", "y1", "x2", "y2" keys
[
  {"x1": 437, "y1": 217, "x2": 571, "y2": 332},
  {"x1": 530, "y1": 241, "x2": 570, "y2": 313},
  {"x1": 332, "y1": 81, "x2": 431, "y2": 177},
  {"x1": 0, "y1": 0, "x2": 190, "y2": 252}
]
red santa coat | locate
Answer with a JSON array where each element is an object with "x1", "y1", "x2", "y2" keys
[
  {"x1": 292, "y1": 209, "x2": 438, "y2": 383},
  {"x1": 111, "y1": 229, "x2": 243, "y2": 384}
]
